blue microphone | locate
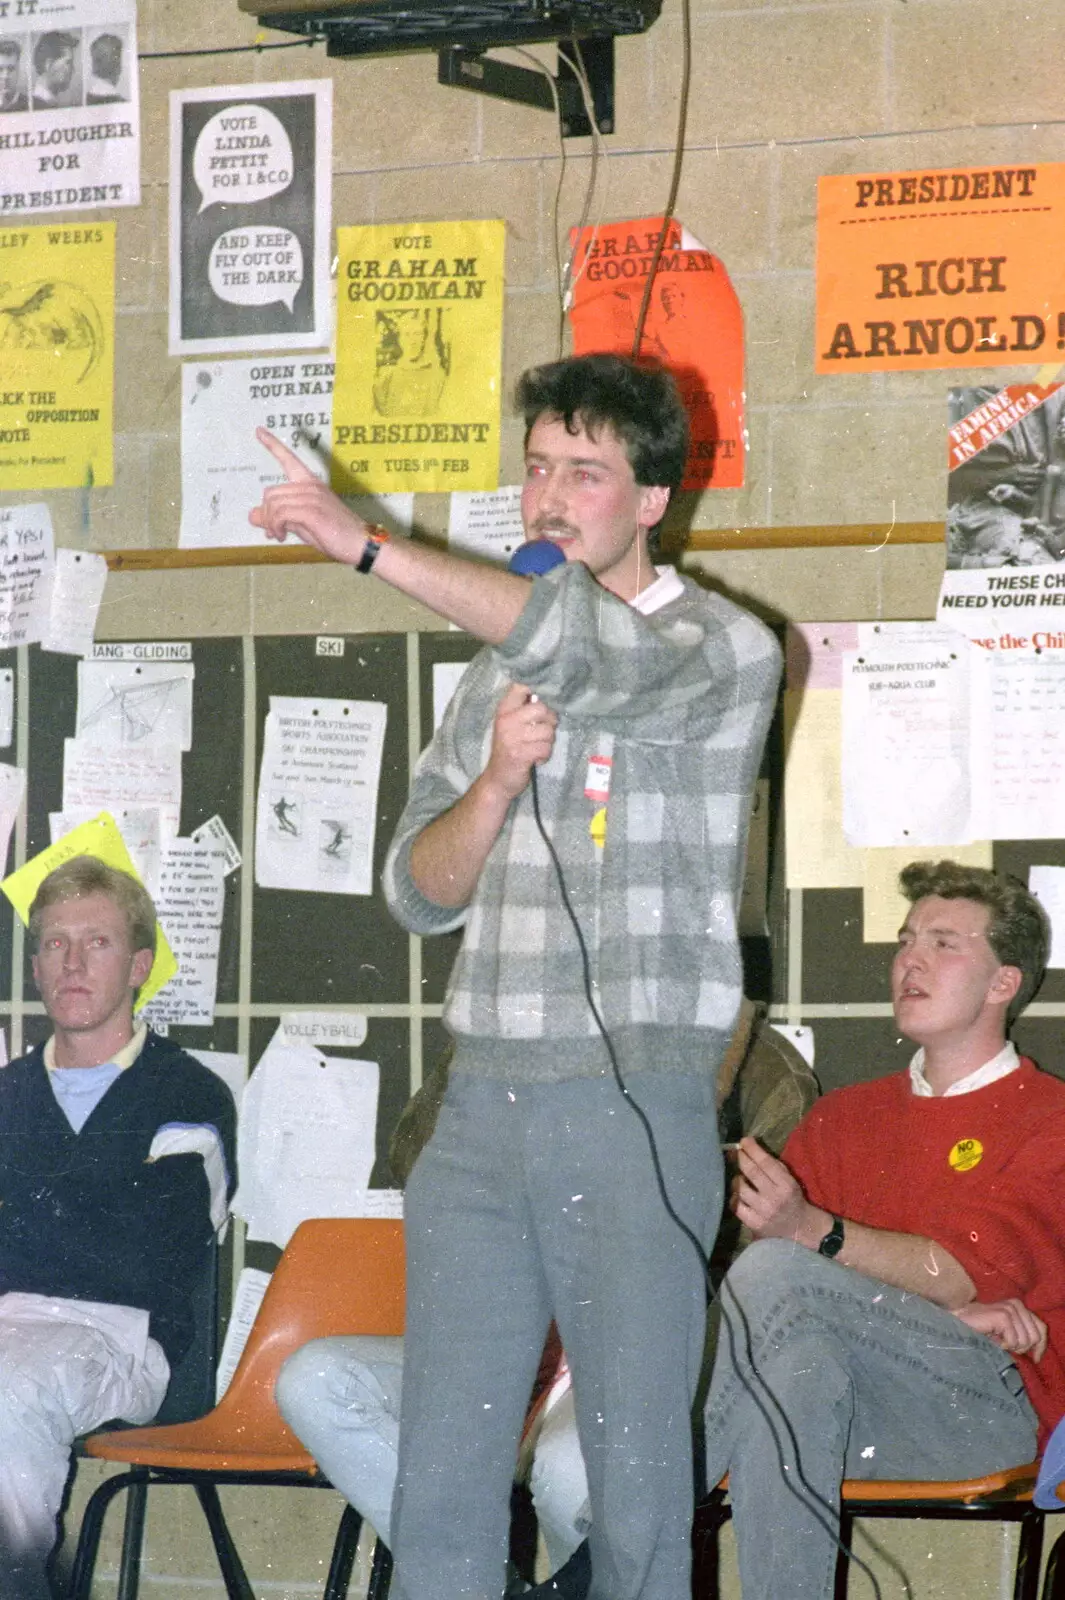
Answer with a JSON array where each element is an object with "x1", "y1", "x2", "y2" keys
[{"x1": 508, "y1": 540, "x2": 567, "y2": 576}]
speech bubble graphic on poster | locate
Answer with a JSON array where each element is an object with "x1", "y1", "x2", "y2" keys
[
  {"x1": 193, "y1": 103, "x2": 293, "y2": 212},
  {"x1": 208, "y1": 226, "x2": 304, "y2": 312}
]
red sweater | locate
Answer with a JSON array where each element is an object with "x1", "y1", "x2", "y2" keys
[{"x1": 784, "y1": 1061, "x2": 1065, "y2": 1448}]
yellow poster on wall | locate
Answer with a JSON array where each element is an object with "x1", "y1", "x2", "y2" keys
[
  {"x1": 0, "y1": 222, "x2": 115, "y2": 489},
  {"x1": 332, "y1": 220, "x2": 504, "y2": 495},
  {"x1": 816, "y1": 163, "x2": 1065, "y2": 373}
]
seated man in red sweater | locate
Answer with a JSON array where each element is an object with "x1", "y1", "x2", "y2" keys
[{"x1": 705, "y1": 859, "x2": 1065, "y2": 1600}]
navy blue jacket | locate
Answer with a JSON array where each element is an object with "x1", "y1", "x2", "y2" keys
[{"x1": 0, "y1": 1030, "x2": 236, "y2": 1364}]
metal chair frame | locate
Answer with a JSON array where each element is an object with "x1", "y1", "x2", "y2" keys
[
  {"x1": 67, "y1": 1218, "x2": 405, "y2": 1600},
  {"x1": 691, "y1": 1464, "x2": 1065, "y2": 1600}
]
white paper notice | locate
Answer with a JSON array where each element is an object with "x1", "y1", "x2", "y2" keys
[
  {"x1": 214, "y1": 1267, "x2": 271, "y2": 1401},
  {"x1": 255, "y1": 697, "x2": 387, "y2": 895},
  {"x1": 0, "y1": 668, "x2": 13, "y2": 748},
  {"x1": 0, "y1": 504, "x2": 54, "y2": 648},
  {"x1": 1030, "y1": 867, "x2": 1065, "y2": 967},
  {"x1": 41, "y1": 549, "x2": 108, "y2": 655},
  {"x1": 50, "y1": 805, "x2": 164, "y2": 893},
  {"x1": 991, "y1": 654, "x2": 1065, "y2": 839},
  {"x1": 76, "y1": 657, "x2": 194, "y2": 750},
  {"x1": 279, "y1": 1011, "x2": 368, "y2": 1050},
  {"x1": 62, "y1": 740, "x2": 182, "y2": 837},
  {"x1": 448, "y1": 486, "x2": 524, "y2": 565},
  {"x1": 190, "y1": 813, "x2": 242, "y2": 875},
  {"x1": 841, "y1": 643, "x2": 989, "y2": 847},
  {"x1": 770, "y1": 1023, "x2": 815, "y2": 1070},
  {"x1": 0, "y1": 765, "x2": 26, "y2": 874},
  {"x1": 179, "y1": 351, "x2": 418, "y2": 549},
  {"x1": 0, "y1": 0, "x2": 141, "y2": 218},
  {"x1": 432, "y1": 661, "x2": 470, "y2": 731},
  {"x1": 141, "y1": 840, "x2": 225, "y2": 1026},
  {"x1": 188, "y1": 1048, "x2": 247, "y2": 1109},
  {"x1": 233, "y1": 1037, "x2": 381, "y2": 1248}
]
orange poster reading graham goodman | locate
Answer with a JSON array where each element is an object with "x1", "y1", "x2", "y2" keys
[{"x1": 816, "y1": 163, "x2": 1065, "y2": 373}]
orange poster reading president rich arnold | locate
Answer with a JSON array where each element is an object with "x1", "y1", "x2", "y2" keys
[{"x1": 816, "y1": 163, "x2": 1065, "y2": 373}]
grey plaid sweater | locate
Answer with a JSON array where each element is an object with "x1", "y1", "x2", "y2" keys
[{"x1": 383, "y1": 561, "x2": 781, "y2": 1082}]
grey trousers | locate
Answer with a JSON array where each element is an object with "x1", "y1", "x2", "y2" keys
[
  {"x1": 703, "y1": 1240, "x2": 1040, "y2": 1600},
  {"x1": 391, "y1": 1070, "x2": 720, "y2": 1600}
]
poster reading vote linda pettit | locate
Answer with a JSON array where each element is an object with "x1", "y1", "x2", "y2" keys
[
  {"x1": 0, "y1": 222, "x2": 114, "y2": 490},
  {"x1": 169, "y1": 80, "x2": 332, "y2": 356},
  {"x1": 816, "y1": 163, "x2": 1065, "y2": 372},
  {"x1": 332, "y1": 221, "x2": 505, "y2": 495},
  {"x1": 0, "y1": 0, "x2": 140, "y2": 218}
]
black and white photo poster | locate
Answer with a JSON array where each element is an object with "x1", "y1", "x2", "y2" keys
[
  {"x1": 168, "y1": 79, "x2": 331, "y2": 355},
  {"x1": 0, "y1": 0, "x2": 140, "y2": 217}
]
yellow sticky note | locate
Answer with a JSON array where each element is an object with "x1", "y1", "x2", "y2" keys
[{"x1": 1, "y1": 812, "x2": 176, "y2": 1009}]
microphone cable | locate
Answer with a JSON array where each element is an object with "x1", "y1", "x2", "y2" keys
[{"x1": 525, "y1": 760, "x2": 885, "y2": 1600}]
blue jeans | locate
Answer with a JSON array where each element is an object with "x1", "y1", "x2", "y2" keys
[{"x1": 703, "y1": 1241, "x2": 1039, "y2": 1600}]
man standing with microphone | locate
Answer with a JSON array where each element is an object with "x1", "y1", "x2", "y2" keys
[{"x1": 252, "y1": 353, "x2": 780, "y2": 1600}]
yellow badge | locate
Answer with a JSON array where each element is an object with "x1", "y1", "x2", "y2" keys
[
  {"x1": 948, "y1": 1137, "x2": 984, "y2": 1173},
  {"x1": 589, "y1": 806, "x2": 607, "y2": 849}
]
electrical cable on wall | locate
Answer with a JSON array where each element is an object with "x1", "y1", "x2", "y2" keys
[{"x1": 631, "y1": 0, "x2": 691, "y2": 358}]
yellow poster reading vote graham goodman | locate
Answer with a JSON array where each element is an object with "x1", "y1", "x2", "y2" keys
[
  {"x1": 332, "y1": 220, "x2": 504, "y2": 496},
  {"x1": 0, "y1": 221, "x2": 114, "y2": 490}
]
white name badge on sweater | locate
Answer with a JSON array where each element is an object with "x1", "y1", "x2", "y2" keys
[{"x1": 584, "y1": 756, "x2": 612, "y2": 804}]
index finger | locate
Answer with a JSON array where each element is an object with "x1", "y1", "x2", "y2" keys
[
  {"x1": 736, "y1": 1137, "x2": 780, "y2": 1175},
  {"x1": 256, "y1": 426, "x2": 318, "y2": 483}
]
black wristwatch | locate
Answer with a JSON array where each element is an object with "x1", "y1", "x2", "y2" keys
[
  {"x1": 817, "y1": 1215, "x2": 845, "y2": 1259},
  {"x1": 355, "y1": 526, "x2": 388, "y2": 574}
]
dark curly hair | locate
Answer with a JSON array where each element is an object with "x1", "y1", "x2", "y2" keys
[{"x1": 516, "y1": 353, "x2": 689, "y2": 536}]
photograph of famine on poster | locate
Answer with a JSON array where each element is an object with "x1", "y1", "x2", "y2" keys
[
  {"x1": 947, "y1": 385, "x2": 1065, "y2": 570},
  {"x1": 168, "y1": 79, "x2": 332, "y2": 355},
  {"x1": 937, "y1": 384, "x2": 1065, "y2": 649}
]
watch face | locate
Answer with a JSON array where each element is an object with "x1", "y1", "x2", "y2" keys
[{"x1": 818, "y1": 1219, "x2": 845, "y2": 1258}]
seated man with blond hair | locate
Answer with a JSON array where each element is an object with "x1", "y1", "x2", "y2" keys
[{"x1": 0, "y1": 858, "x2": 236, "y2": 1600}]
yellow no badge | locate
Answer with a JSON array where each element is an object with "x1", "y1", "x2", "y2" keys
[{"x1": 948, "y1": 1137, "x2": 984, "y2": 1173}]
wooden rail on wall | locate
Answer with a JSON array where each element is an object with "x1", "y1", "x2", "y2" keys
[{"x1": 101, "y1": 522, "x2": 946, "y2": 571}]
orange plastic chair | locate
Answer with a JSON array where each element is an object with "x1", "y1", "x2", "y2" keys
[
  {"x1": 692, "y1": 1463, "x2": 1056, "y2": 1600},
  {"x1": 68, "y1": 1217, "x2": 405, "y2": 1600}
]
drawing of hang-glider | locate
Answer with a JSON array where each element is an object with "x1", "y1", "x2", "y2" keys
[{"x1": 78, "y1": 675, "x2": 190, "y2": 744}]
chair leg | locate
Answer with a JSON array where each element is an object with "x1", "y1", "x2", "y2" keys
[
  {"x1": 67, "y1": 1469, "x2": 145, "y2": 1600},
  {"x1": 1015, "y1": 1507, "x2": 1046, "y2": 1600},
  {"x1": 115, "y1": 1480, "x2": 148, "y2": 1600},
  {"x1": 691, "y1": 1500, "x2": 729, "y2": 1599},
  {"x1": 323, "y1": 1504, "x2": 363, "y2": 1600},
  {"x1": 1043, "y1": 1525, "x2": 1065, "y2": 1600},
  {"x1": 366, "y1": 1538, "x2": 394, "y2": 1600},
  {"x1": 193, "y1": 1482, "x2": 256, "y2": 1600},
  {"x1": 832, "y1": 1508, "x2": 853, "y2": 1600}
]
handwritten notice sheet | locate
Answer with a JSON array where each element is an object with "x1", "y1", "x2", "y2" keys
[
  {"x1": 990, "y1": 654, "x2": 1065, "y2": 838},
  {"x1": 254, "y1": 696, "x2": 386, "y2": 895},
  {"x1": 141, "y1": 839, "x2": 225, "y2": 1026},
  {"x1": 233, "y1": 1034, "x2": 381, "y2": 1248},
  {"x1": 448, "y1": 486, "x2": 524, "y2": 565},
  {"x1": 0, "y1": 504, "x2": 54, "y2": 647},
  {"x1": 41, "y1": 549, "x2": 108, "y2": 655},
  {"x1": 62, "y1": 740, "x2": 182, "y2": 837},
  {"x1": 841, "y1": 644, "x2": 989, "y2": 847}
]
